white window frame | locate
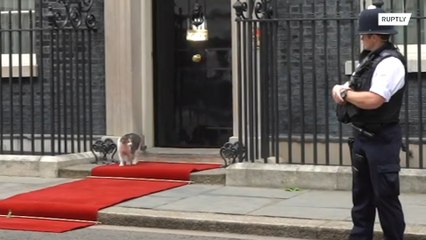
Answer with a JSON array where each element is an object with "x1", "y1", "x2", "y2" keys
[
  {"x1": 346, "y1": 0, "x2": 426, "y2": 74},
  {"x1": 1, "y1": 53, "x2": 37, "y2": 78}
]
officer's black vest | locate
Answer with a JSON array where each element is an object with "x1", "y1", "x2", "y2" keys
[{"x1": 349, "y1": 42, "x2": 406, "y2": 125}]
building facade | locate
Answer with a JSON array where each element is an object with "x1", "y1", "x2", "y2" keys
[
  {"x1": 105, "y1": 0, "x2": 426, "y2": 168},
  {"x1": 2, "y1": 0, "x2": 426, "y2": 168}
]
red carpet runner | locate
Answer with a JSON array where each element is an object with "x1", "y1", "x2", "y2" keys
[{"x1": 0, "y1": 161, "x2": 221, "y2": 233}]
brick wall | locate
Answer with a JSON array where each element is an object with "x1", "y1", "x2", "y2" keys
[
  {"x1": 275, "y1": 0, "x2": 359, "y2": 138},
  {"x1": 274, "y1": 0, "x2": 425, "y2": 139},
  {"x1": 1, "y1": 0, "x2": 105, "y2": 137},
  {"x1": 0, "y1": 0, "x2": 105, "y2": 153},
  {"x1": 33, "y1": 0, "x2": 105, "y2": 136}
]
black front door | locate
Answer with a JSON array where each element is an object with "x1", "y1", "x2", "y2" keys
[{"x1": 153, "y1": 0, "x2": 232, "y2": 148}]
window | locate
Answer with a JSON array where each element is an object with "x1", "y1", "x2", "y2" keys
[
  {"x1": 383, "y1": 0, "x2": 426, "y2": 72},
  {"x1": 381, "y1": 0, "x2": 426, "y2": 45},
  {"x1": 0, "y1": 0, "x2": 35, "y2": 54},
  {"x1": 347, "y1": 0, "x2": 426, "y2": 73},
  {"x1": 0, "y1": 0, "x2": 37, "y2": 78}
]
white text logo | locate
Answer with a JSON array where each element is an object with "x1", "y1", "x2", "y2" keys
[{"x1": 378, "y1": 13, "x2": 412, "y2": 26}]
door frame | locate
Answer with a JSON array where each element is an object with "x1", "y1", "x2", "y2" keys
[
  {"x1": 104, "y1": 0, "x2": 154, "y2": 143},
  {"x1": 104, "y1": 0, "x2": 238, "y2": 148}
]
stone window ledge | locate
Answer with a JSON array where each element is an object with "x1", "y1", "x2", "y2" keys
[
  {"x1": 1, "y1": 53, "x2": 38, "y2": 78},
  {"x1": 345, "y1": 44, "x2": 426, "y2": 75}
]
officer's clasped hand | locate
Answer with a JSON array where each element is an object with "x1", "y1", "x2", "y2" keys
[{"x1": 332, "y1": 84, "x2": 350, "y2": 104}]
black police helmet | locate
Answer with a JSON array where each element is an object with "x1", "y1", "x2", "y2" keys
[{"x1": 358, "y1": 1, "x2": 397, "y2": 35}]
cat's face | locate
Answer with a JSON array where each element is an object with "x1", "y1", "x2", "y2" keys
[{"x1": 120, "y1": 137, "x2": 133, "y2": 147}]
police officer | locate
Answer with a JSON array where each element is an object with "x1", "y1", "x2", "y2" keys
[{"x1": 331, "y1": 2, "x2": 406, "y2": 240}]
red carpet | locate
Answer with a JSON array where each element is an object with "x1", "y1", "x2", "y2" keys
[
  {"x1": 91, "y1": 161, "x2": 222, "y2": 180},
  {"x1": 0, "y1": 216, "x2": 94, "y2": 232},
  {"x1": 0, "y1": 161, "x2": 221, "y2": 232}
]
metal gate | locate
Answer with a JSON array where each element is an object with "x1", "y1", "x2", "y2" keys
[
  {"x1": 0, "y1": 0, "x2": 100, "y2": 155},
  {"x1": 223, "y1": 0, "x2": 426, "y2": 169}
]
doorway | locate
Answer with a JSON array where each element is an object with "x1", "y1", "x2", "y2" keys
[{"x1": 153, "y1": 0, "x2": 233, "y2": 148}]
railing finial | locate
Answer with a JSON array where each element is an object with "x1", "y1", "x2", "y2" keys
[{"x1": 372, "y1": 0, "x2": 384, "y2": 8}]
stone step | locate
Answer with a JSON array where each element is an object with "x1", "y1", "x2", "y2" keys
[
  {"x1": 58, "y1": 163, "x2": 95, "y2": 179},
  {"x1": 58, "y1": 151, "x2": 226, "y2": 184}
]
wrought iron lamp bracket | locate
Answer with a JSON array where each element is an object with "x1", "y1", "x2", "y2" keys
[
  {"x1": 254, "y1": 0, "x2": 273, "y2": 19},
  {"x1": 220, "y1": 141, "x2": 246, "y2": 167},
  {"x1": 47, "y1": 0, "x2": 97, "y2": 31},
  {"x1": 233, "y1": 0, "x2": 249, "y2": 20},
  {"x1": 91, "y1": 138, "x2": 117, "y2": 164},
  {"x1": 233, "y1": 0, "x2": 273, "y2": 20}
]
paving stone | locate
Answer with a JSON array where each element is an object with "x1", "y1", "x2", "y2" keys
[
  {"x1": 157, "y1": 195, "x2": 276, "y2": 215},
  {"x1": 206, "y1": 185, "x2": 301, "y2": 199},
  {"x1": 251, "y1": 202, "x2": 352, "y2": 221}
]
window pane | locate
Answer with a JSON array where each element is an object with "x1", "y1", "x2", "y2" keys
[
  {"x1": 0, "y1": 0, "x2": 35, "y2": 54},
  {"x1": 383, "y1": 0, "x2": 426, "y2": 44},
  {"x1": 0, "y1": 0, "x2": 35, "y2": 11}
]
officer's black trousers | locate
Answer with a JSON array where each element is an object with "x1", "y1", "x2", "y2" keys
[{"x1": 349, "y1": 124, "x2": 405, "y2": 240}]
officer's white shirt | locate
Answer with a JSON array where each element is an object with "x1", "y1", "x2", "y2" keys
[{"x1": 370, "y1": 56, "x2": 405, "y2": 102}]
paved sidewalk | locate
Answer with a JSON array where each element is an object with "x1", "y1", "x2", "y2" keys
[{"x1": 1, "y1": 176, "x2": 426, "y2": 239}]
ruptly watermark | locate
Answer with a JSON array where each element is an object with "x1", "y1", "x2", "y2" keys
[{"x1": 378, "y1": 13, "x2": 412, "y2": 26}]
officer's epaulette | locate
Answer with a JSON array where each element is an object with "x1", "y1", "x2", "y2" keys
[{"x1": 372, "y1": 48, "x2": 406, "y2": 69}]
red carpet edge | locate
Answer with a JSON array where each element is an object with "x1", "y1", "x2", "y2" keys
[{"x1": 0, "y1": 161, "x2": 222, "y2": 233}]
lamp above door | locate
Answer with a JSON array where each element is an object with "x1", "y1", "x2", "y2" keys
[{"x1": 186, "y1": 0, "x2": 208, "y2": 41}]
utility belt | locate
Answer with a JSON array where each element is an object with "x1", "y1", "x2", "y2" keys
[{"x1": 351, "y1": 122, "x2": 398, "y2": 137}]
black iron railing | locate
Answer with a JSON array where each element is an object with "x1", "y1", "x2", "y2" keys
[
  {"x1": 0, "y1": 0, "x2": 99, "y2": 155},
  {"x1": 224, "y1": 0, "x2": 426, "y2": 169}
]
